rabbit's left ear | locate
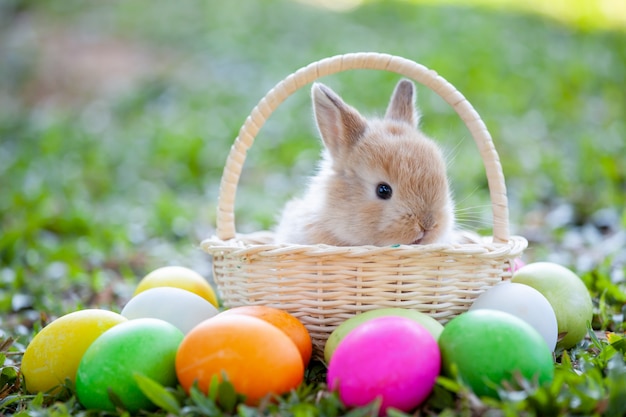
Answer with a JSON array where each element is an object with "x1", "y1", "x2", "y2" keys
[
  {"x1": 312, "y1": 82, "x2": 367, "y2": 159},
  {"x1": 385, "y1": 79, "x2": 420, "y2": 127}
]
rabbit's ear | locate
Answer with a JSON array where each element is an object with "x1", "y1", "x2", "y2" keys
[
  {"x1": 385, "y1": 79, "x2": 420, "y2": 127},
  {"x1": 312, "y1": 83, "x2": 367, "y2": 158}
]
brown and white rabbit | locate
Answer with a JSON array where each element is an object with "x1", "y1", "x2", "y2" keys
[{"x1": 274, "y1": 79, "x2": 455, "y2": 246}]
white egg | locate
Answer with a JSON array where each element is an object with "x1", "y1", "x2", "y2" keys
[
  {"x1": 121, "y1": 287, "x2": 219, "y2": 334},
  {"x1": 469, "y1": 282, "x2": 558, "y2": 351}
]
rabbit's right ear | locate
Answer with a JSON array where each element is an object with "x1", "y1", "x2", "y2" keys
[
  {"x1": 385, "y1": 79, "x2": 420, "y2": 127},
  {"x1": 312, "y1": 83, "x2": 367, "y2": 159}
]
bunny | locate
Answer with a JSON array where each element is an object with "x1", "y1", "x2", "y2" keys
[{"x1": 273, "y1": 79, "x2": 456, "y2": 246}]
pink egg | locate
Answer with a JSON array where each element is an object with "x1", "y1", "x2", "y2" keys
[
  {"x1": 511, "y1": 258, "x2": 526, "y2": 272},
  {"x1": 327, "y1": 316, "x2": 440, "y2": 415}
]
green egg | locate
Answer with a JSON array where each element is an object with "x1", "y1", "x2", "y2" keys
[
  {"x1": 324, "y1": 308, "x2": 444, "y2": 364},
  {"x1": 76, "y1": 318, "x2": 184, "y2": 413},
  {"x1": 438, "y1": 309, "x2": 554, "y2": 398}
]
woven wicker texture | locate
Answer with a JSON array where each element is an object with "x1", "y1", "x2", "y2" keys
[{"x1": 202, "y1": 52, "x2": 527, "y2": 359}]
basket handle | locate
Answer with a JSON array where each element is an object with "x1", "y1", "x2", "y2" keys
[{"x1": 215, "y1": 52, "x2": 510, "y2": 244}]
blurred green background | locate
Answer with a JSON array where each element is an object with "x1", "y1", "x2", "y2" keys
[{"x1": 0, "y1": 0, "x2": 624, "y2": 319}]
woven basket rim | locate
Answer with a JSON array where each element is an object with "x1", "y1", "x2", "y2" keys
[{"x1": 202, "y1": 232, "x2": 528, "y2": 257}]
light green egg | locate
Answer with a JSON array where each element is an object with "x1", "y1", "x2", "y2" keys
[{"x1": 512, "y1": 262, "x2": 593, "y2": 349}]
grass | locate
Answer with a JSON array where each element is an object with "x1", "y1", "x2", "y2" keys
[{"x1": 1, "y1": 0, "x2": 625, "y2": 415}]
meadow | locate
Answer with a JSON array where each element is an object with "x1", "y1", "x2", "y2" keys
[{"x1": 1, "y1": 0, "x2": 625, "y2": 415}]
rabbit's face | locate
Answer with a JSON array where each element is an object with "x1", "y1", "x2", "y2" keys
[{"x1": 324, "y1": 120, "x2": 454, "y2": 246}]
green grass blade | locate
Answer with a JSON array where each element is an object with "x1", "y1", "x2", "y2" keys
[{"x1": 133, "y1": 373, "x2": 181, "y2": 415}]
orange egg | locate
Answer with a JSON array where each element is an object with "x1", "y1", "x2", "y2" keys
[
  {"x1": 175, "y1": 315, "x2": 304, "y2": 405},
  {"x1": 218, "y1": 305, "x2": 312, "y2": 367}
]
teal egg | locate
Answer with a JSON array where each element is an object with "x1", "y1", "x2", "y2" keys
[
  {"x1": 438, "y1": 309, "x2": 554, "y2": 398},
  {"x1": 76, "y1": 318, "x2": 184, "y2": 412}
]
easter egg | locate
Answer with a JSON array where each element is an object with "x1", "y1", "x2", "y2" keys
[
  {"x1": 512, "y1": 258, "x2": 526, "y2": 272},
  {"x1": 135, "y1": 266, "x2": 218, "y2": 307},
  {"x1": 176, "y1": 315, "x2": 304, "y2": 405},
  {"x1": 21, "y1": 309, "x2": 127, "y2": 393},
  {"x1": 438, "y1": 309, "x2": 554, "y2": 398},
  {"x1": 470, "y1": 282, "x2": 558, "y2": 350},
  {"x1": 324, "y1": 307, "x2": 444, "y2": 363},
  {"x1": 76, "y1": 318, "x2": 184, "y2": 413},
  {"x1": 327, "y1": 316, "x2": 440, "y2": 415},
  {"x1": 121, "y1": 287, "x2": 218, "y2": 334},
  {"x1": 512, "y1": 262, "x2": 593, "y2": 349},
  {"x1": 218, "y1": 305, "x2": 312, "y2": 366}
]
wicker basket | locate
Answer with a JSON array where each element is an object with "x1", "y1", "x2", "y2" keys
[{"x1": 202, "y1": 52, "x2": 527, "y2": 360}]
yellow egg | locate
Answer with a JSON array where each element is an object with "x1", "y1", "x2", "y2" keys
[
  {"x1": 21, "y1": 309, "x2": 127, "y2": 393},
  {"x1": 134, "y1": 266, "x2": 219, "y2": 308}
]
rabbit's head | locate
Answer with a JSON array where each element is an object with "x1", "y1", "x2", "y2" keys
[{"x1": 307, "y1": 79, "x2": 455, "y2": 246}]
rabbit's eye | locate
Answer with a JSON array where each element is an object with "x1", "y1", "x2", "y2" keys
[{"x1": 376, "y1": 183, "x2": 393, "y2": 200}]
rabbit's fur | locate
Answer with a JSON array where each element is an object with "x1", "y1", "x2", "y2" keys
[{"x1": 274, "y1": 79, "x2": 455, "y2": 246}]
